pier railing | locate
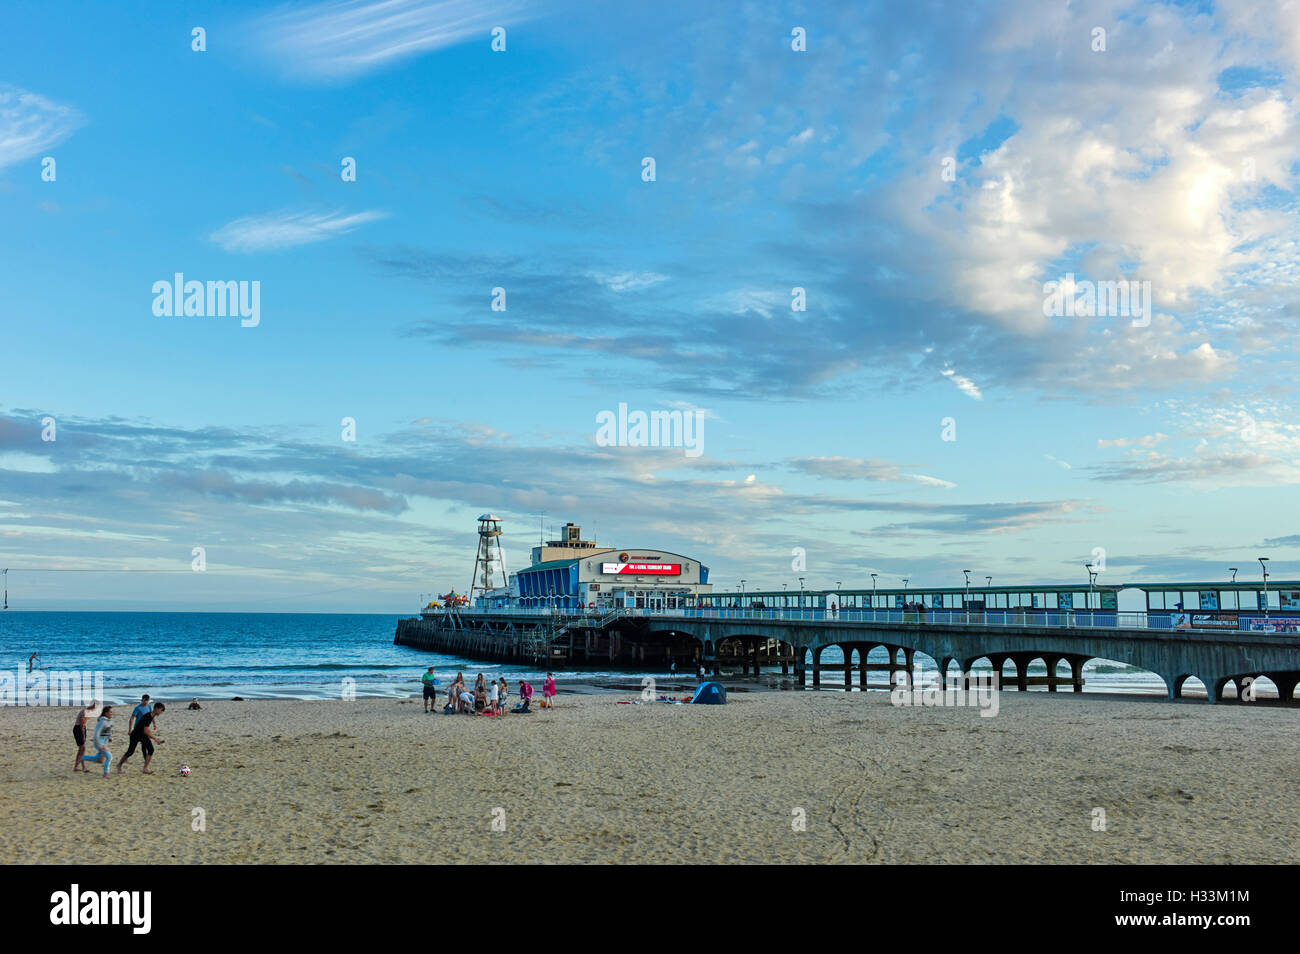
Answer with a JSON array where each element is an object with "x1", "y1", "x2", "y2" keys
[{"x1": 445, "y1": 605, "x2": 1296, "y2": 635}]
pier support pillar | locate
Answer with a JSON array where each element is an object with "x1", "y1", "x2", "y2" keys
[
  {"x1": 1206, "y1": 676, "x2": 1227, "y2": 705},
  {"x1": 987, "y1": 655, "x2": 1006, "y2": 691},
  {"x1": 1070, "y1": 657, "x2": 1085, "y2": 693},
  {"x1": 1044, "y1": 654, "x2": 1060, "y2": 692},
  {"x1": 903, "y1": 648, "x2": 915, "y2": 689},
  {"x1": 844, "y1": 647, "x2": 853, "y2": 689},
  {"x1": 812, "y1": 648, "x2": 822, "y2": 687}
]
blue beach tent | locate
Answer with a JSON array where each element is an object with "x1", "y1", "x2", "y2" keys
[{"x1": 691, "y1": 682, "x2": 727, "y2": 705}]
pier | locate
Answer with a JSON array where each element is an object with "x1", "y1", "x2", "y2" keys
[{"x1": 395, "y1": 603, "x2": 1300, "y2": 703}]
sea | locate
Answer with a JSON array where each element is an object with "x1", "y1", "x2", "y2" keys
[{"x1": 0, "y1": 611, "x2": 1174, "y2": 705}]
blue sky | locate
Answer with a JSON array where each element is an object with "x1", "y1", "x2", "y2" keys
[{"x1": 1, "y1": 0, "x2": 1298, "y2": 611}]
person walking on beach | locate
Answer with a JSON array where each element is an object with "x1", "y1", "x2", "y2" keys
[
  {"x1": 422, "y1": 667, "x2": 438, "y2": 713},
  {"x1": 669, "y1": 659, "x2": 677, "y2": 678},
  {"x1": 542, "y1": 672, "x2": 556, "y2": 709},
  {"x1": 118, "y1": 702, "x2": 165, "y2": 774},
  {"x1": 72, "y1": 699, "x2": 99, "y2": 772},
  {"x1": 81, "y1": 706, "x2": 114, "y2": 777},
  {"x1": 127, "y1": 694, "x2": 152, "y2": 735}
]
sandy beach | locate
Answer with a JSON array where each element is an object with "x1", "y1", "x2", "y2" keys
[{"x1": 2, "y1": 687, "x2": 1297, "y2": 864}]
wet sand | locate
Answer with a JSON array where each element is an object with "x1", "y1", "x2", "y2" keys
[{"x1": 1, "y1": 688, "x2": 1296, "y2": 864}]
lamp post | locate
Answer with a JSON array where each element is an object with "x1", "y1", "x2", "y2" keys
[
  {"x1": 1259, "y1": 557, "x2": 1270, "y2": 620},
  {"x1": 798, "y1": 577, "x2": 806, "y2": 610},
  {"x1": 1085, "y1": 563, "x2": 1096, "y2": 610},
  {"x1": 739, "y1": 579, "x2": 746, "y2": 611},
  {"x1": 902, "y1": 578, "x2": 909, "y2": 610},
  {"x1": 1229, "y1": 567, "x2": 1238, "y2": 610},
  {"x1": 871, "y1": 573, "x2": 878, "y2": 610},
  {"x1": 962, "y1": 569, "x2": 971, "y2": 616}
]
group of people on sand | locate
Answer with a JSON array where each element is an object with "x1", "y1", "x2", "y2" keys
[
  {"x1": 421, "y1": 667, "x2": 556, "y2": 715},
  {"x1": 72, "y1": 693, "x2": 166, "y2": 777}
]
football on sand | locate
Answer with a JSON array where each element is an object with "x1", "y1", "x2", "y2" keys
[{"x1": 179, "y1": 765, "x2": 192, "y2": 777}]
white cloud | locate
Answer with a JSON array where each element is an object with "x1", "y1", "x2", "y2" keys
[
  {"x1": 254, "y1": 0, "x2": 535, "y2": 81},
  {"x1": 909, "y1": 473, "x2": 956, "y2": 488},
  {"x1": 941, "y1": 368, "x2": 983, "y2": 400},
  {"x1": 0, "y1": 86, "x2": 83, "y2": 170},
  {"x1": 589, "y1": 271, "x2": 669, "y2": 292},
  {"x1": 210, "y1": 209, "x2": 388, "y2": 253}
]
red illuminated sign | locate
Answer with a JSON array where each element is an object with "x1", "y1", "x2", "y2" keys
[{"x1": 601, "y1": 562, "x2": 681, "y2": 576}]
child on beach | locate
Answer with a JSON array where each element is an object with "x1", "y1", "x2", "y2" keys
[
  {"x1": 118, "y1": 702, "x2": 165, "y2": 774},
  {"x1": 488, "y1": 679, "x2": 499, "y2": 714},
  {"x1": 542, "y1": 673, "x2": 556, "y2": 709},
  {"x1": 72, "y1": 700, "x2": 99, "y2": 772},
  {"x1": 422, "y1": 667, "x2": 438, "y2": 713},
  {"x1": 498, "y1": 678, "x2": 508, "y2": 711},
  {"x1": 81, "y1": 706, "x2": 114, "y2": 777}
]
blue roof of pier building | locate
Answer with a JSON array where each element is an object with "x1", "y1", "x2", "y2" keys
[{"x1": 515, "y1": 558, "x2": 581, "y2": 605}]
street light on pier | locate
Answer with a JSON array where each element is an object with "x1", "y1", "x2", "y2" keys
[
  {"x1": 962, "y1": 569, "x2": 971, "y2": 612},
  {"x1": 1259, "y1": 557, "x2": 1270, "y2": 620},
  {"x1": 798, "y1": 577, "x2": 806, "y2": 609},
  {"x1": 739, "y1": 579, "x2": 747, "y2": 607},
  {"x1": 871, "y1": 573, "x2": 878, "y2": 608},
  {"x1": 1229, "y1": 568, "x2": 1239, "y2": 610},
  {"x1": 1085, "y1": 563, "x2": 1097, "y2": 610}
]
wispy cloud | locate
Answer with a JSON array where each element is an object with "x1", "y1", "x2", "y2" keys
[
  {"x1": 254, "y1": 0, "x2": 536, "y2": 81},
  {"x1": 210, "y1": 209, "x2": 388, "y2": 253},
  {"x1": 0, "y1": 86, "x2": 83, "y2": 170},
  {"x1": 941, "y1": 368, "x2": 983, "y2": 400},
  {"x1": 789, "y1": 457, "x2": 955, "y2": 488}
]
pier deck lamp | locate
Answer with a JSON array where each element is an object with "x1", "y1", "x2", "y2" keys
[
  {"x1": 1259, "y1": 557, "x2": 1270, "y2": 619},
  {"x1": 1229, "y1": 567, "x2": 1239, "y2": 610}
]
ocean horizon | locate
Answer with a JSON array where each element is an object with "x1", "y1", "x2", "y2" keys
[{"x1": 0, "y1": 610, "x2": 1172, "y2": 704}]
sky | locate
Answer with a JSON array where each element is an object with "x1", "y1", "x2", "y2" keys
[{"x1": 1, "y1": 0, "x2": 1298, "y2": 612}]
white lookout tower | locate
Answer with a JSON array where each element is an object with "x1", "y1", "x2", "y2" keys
[{"x1": 469, "y1": 514, "x2": 508, "y2": 604}]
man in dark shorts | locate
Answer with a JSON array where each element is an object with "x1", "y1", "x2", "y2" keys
[
  {"x1": 422, "y1": 667, "x2": 438, "y2": 712},
  {"x1": 117, "y1": 702, "x2": 165, "y2": 774}
]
